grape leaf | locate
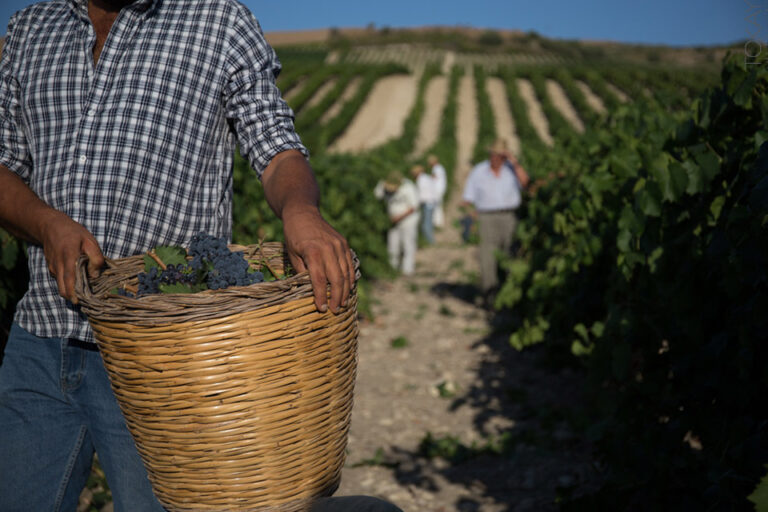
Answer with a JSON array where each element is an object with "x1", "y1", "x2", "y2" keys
[
  {"x1": 154, "y1": 246, "x2": 187, "y2": 265},
  {"x1": 691, "y1": 144, "x2": 721, "y2": 188},
  {"x1": 638, "y1": 184, "x2": 662, "y2": 217},
  {"x1": 709, "y1": 196, "x2": 726, "y2": 224},
  {"x1": 681, "y1": 160, "x2": 704, "y2": 195},
  {"x1": 666, "y1": 162, "x2": 689, "y2": 201},
  {"x1": 749, "y1": 466, "x2": 768, "y2": 511},
  {"x1": 728, "y1": 68, "x2": 757, "y2": 109},
  {"x1": 144, "y1": 245, "x2": 187, "y2": 271},
  {"x1": 2, "y1": 241, "x2": 18, "y2": 269}
]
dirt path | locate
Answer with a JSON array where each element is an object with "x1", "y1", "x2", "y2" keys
[
  {"x1": 515, "y1": 79, "x2": 554, "y2": 147},
  {"x1": 321, "y1": 77, "x2": 362, "y2": 124},
  {"x1": 575, "y1": 80, "x2": 606, "y2": 114},
  {"x1": 305, "y1": 78, "x2": 338, "y2": 110},
  {"x1": 411, "y1": 75, "x2": 449, "y2": 158},
  {"x1": 283, "y1": 78, "x2": 307, "y2": 103},
  {"x1": 545, "y1": 79, "x2": 585, "y2": 133},
  {"x1": 605, "y1": 83, "x2": 630, "y2": 103},
  {"x1": 451, "y1": 71, "x2": 479, "y2": 217},
  {"x1": 485, "y1": 77, "x2": 520, "y2": 156},
  {"x1": 337, "y1": 252, "x2": 602, "y2": 510},
  {"x1": 338, "y1": 69, "x2": 601, "y2": 512},
  {"x1": 330, "y1": 74, "x2": 418, "y2": 153}
]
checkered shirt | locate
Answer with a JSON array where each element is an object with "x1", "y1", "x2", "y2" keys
[{"x1": 0, "y1": 0, "x2": 307, "y2": 342}]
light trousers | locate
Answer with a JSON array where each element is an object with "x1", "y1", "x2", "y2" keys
[
  {"x1": 387, "y1": 214, "x2": 419, "y2": 275},
  {"x1": 477, "y1": 210, "x2": 518, "y2": 293}
]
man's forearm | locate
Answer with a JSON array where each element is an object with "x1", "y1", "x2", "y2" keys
[
  {"x1": 0, "y1": 165, "x2": 60, "y2": 245},
  {"x1": 260, "y1": 149, "x2": 354, "y2": 313},
  {"x1": 0, "y1": 164, "x2": 105, "y2": 302},
  {"x1": 261, "y1": 150, "x2": 320, "y2": 220}
]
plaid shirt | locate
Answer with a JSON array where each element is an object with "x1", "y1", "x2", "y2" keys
[{"x1": 0, "y1": 0, "x2": 307, "y2": 342}]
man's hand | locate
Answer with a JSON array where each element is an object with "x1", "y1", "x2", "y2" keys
[
  {"x1": 40, "y1": 211, "x2": 105, "y2": 304},
  {"x1": 390, "y1": 207, "x2": 414, "y2": 225},
  {"x1": 459, "y1": 200, "x2": 478, "y2": 220},
  {"x1": 281, "y1": 205, "x2": 354, "y2": 313},
  {"x1": 0, "y1": 166, "x2": 104, "y2": 304},
  {"x1": 261, "y1": 150, "x2": 355, "y2": 314}
]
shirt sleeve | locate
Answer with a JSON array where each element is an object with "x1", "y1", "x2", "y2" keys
[
  {"x1": 222, "y1": 2, "x2": 308, "y2": 178},
  {"x1": 462, "y1": 167, "x2": 478, "y2": 204},
  {"x1": 0, "y1": 13, "x2": 32, "y2": 181}
]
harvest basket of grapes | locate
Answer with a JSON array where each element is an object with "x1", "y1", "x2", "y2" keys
[{"x1": 74, "y1": 236, "x2": 359, "y2": 512}]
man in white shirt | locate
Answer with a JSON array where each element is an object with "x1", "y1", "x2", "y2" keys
[
  {"x1": 428, "y1": 155, "x2": 447, "y2": 228},
  {"x1": 461, "y1": 139, "x2": 530, "y2": 307},
  {"x1": 411, "y1": 165, "x2": 438, "y2": 245},
  {"x1": 374, "y1": 171, "x2": 420, "y2": 275}
]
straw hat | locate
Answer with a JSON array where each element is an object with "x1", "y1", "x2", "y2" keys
[
  {"x1": 487, "y1": 138, "x2": 509, "y2": 155},
  {"x1": 384, "y1": 170, "x2": 403, "y2": 192}
]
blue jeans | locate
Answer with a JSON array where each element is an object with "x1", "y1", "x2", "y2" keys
[
  {"x1": 0, "y1": 323, "x2": 166, "y2": 512},
  {"x1": 421, "y1": 203, "x2": 435, "y2": 244},
  {"x1": 0, "y1": 324, "x2": 402, "y2": 512}
]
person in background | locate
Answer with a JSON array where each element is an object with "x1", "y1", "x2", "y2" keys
[
  {"x1": 411, "y1": 164, "x2": 437, "y2": 245},
  {"x1": 427, "y1": 154, "x2": 447, "y2": 228},
  {"x1": 374, "y1": 170, "x2": 420, "y2": 276},
  {"x1": 461, "y1": 138, "x2": 530, "y2": 308},
  {"x1": 0, "y1": 1, "x2": 400, "y2": 511}
]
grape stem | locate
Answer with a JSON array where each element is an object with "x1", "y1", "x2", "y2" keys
[{"x1": 147, "y1": 250, "x2": 167, "y2": 270}]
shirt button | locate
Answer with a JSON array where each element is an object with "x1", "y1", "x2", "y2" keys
[
  {"x1": 88, "y1": 108, "x2": 96, "y2": 116},
  {"x1": 79, "y1": 155, "x2": 87, "y2": 163}
]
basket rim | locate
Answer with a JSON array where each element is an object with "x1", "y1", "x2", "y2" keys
[{"x1": 74, "y1": 242, "x2": 359, "y2": 326}]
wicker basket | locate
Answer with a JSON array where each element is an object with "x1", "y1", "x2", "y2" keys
[{"x1": 74, "y1": 242, "x2": 359, "y2": 512}]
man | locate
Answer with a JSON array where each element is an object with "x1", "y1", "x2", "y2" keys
[
  {"x1": 0, "y1": 1, "x2": 399, "y2": 511},
  {"x1": 461, "y1": 138, "x2": 530, "y2": 308},
  {"x1": 374, "y1": 170, "x2": 420, "y2": 276},
  {"x1": 427, "y1": 154, "x2": 447, "y2": 228},
  {"x1": 411, "y1": 164, "x2": 437, "y2": 245}
]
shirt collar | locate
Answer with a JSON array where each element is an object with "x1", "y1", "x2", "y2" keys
[{"x1": 68, "y1": 0, "x2": 158, "y2": 17}]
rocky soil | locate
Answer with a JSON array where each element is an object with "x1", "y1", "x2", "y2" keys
[{"x1": 335, "y1": 193, "x2": 602, "y2": 512}]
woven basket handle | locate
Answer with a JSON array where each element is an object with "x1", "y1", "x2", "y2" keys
[
  {"x1": 74, "y1": 255, "x2": 95, "y2": 305},
  {"x1": 74, "y1": 254, "x2": 118, "y2": 305}
]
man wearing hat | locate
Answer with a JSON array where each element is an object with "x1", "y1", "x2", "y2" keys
[
  {"x1": 461, "y1": 138, "x2": 530, "y2": 308},
  {"x1": 374, "y1": 170, "x2": 420, "y2": 275}
]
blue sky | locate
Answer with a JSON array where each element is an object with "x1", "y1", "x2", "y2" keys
[{"x1": 0, "y1": 0, "x2": 749, "y2": 47}]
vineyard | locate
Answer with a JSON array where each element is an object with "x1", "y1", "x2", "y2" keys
[{"x1": 1, "y1": 28, "x2": 766, "y2": 511}]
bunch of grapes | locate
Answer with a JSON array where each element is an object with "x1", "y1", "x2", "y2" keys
[
  {"x1": 190, "y1": 233, "x2": 264, "y2": 290},
  {"x1": 159, "y1": 263, "x2": 198, "y2": 286},
  {"x1": 137, "y1": 266, "x2": 160, "y2": 295},
  {"x1": 125, "y1": 233, "x2": 266, "y2": 297}
]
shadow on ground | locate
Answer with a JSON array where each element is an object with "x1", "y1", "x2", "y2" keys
[{"x1": 369, "y1": 301, "x2": 604, "y2": 511}]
